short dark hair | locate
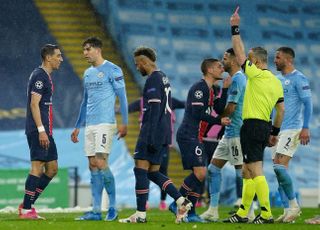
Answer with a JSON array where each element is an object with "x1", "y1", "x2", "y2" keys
[
  {"x1": 133, "y1": 46, "x2": 157, "y2": 62},
  {"x1": 41, "y1": 44, "x2": 59, "y2": 61},
  {"x1": 251, "y1": 46, "x2": 268, "y2": 63},
  {"x1": 201, "y1": 58, "x2": 219, "y2": 75},
  {"x1": 276, "y1": 46, "x2": 295, "y2": 58},
  {"x1": 225, "y1": 48, "x2": 235, "y2": 56},
  {"x1": 82, "y1": 37, "x2": 103, "y2": 48}
]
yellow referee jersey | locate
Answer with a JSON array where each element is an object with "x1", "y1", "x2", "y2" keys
[{"x1": 242, "y1": 60, "x2": 283, "y2": 122}]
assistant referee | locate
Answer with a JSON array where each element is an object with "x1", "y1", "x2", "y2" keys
[{"x1": 224, "y1": 9, "x2": 285, "y2": 224}]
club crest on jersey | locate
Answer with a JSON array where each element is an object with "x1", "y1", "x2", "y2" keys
[
  {"x1": 284, "y1": 79, "x2": 290, "y2": 85},
  {"x1": 97, "y1": 72, "x2": 104, "y2": 78},
  {"x1": 194, "y1": 90, "x2": 203, "y2": 99},
  {"x1": 35, "y1": 81, "x2": 43, "y2": 89},
  {"x1": 162, "y1": 76, "x2": 169, "y2": 85}
]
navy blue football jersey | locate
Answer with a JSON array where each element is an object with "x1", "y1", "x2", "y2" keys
[
  {"x1": 25, "y1": 67, "x2": 54, "y2": 135},
  {"x1": 177, "y1": 79, "x2": 227, "y2": 142},
  {"x1": 139, "y1": 70, "x2": 172, "y2": 145}
]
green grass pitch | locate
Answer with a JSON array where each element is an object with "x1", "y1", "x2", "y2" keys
[{"x1": 0, "y1": 207, "x2": 318, "y2": 230}]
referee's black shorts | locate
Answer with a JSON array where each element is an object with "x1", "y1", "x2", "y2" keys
[{"x1": 240, "y1": 119, "x2": 271, "y2": 163}]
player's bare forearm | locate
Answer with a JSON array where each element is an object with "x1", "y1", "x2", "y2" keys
[
  {"x1": 232, "y1": 35, "x2": 246, "y2": 66},
  {"x1": 273, "y1": 102, "x2": 285, "y2": 128},
  {"x1": 222, "y1": 103, "x2": 236, "y2": 117},
  {"x1": 30, "y1": 95, "x2": 43, "y2": 128}
]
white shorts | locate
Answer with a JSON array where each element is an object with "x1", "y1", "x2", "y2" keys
[
  {"x1": 271, "y1": 129, "x2": 301, "y2": 159},
  {"x1": 212, "y1": 136, "x2": 243, "y2": 165},
  {"x1": 84, "y1": 123, "x2": 116, "y2": 156}
]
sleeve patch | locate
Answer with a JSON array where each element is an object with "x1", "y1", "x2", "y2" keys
[
  {"x1": 115, "y1": 76, "x2": 123, "y2": 81},
  {"x1": 35, "y1": 81, "x2": 43, "y2": 89},
  {"x1": 194, "y1": 90, "x2": 203, "y2": 99}
]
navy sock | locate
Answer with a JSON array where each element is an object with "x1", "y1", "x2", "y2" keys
[
  {"x1": 134, "y1": 167, "x2": 149, "y2": 212},
  {"x1": 32, "y1": 174, "x2": 52, "y2": 204},
  {"x1": 181, "y1": 173, "x2": 202, "y2": 215},
  {"x1": 159, "y1": 153, "x2": 168, "y2": 201},
  {"x1": 23, "y1": 174, "x2": 40, "y2": 209},
  {"x1": 148, "y1": 171, "x2": 181, "y2": 201},
  {"x1": 180, "y1": 173, "x2": 201, "y2": 197}
]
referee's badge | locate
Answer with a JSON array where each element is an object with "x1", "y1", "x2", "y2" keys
[
  {"x1": 97, "y1": 72, "x2": 104, "y2": 78},
  {"x1": 35, "y1": 81, "x2": 43, "y2": 89},
  {"x1": 284, "y1": 79, "x2": 290, "y2": 85}
]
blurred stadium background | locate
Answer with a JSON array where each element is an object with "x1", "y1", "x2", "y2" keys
[{"x1": 0, "y1": 0, "x2": 319, "y2": 210}]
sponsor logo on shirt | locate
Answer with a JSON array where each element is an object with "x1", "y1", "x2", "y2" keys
[
  {"x1": 284, "y1": 79, "x2": 290, "y2": 85},
  {"x1": 302, "y1": 86, "x2": 310, "y2": 90},
  {"x1": 86, "y1": 81, "x2": 103, "y2": 89}
]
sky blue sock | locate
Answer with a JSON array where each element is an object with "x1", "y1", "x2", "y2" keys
[
  {"x1": 101, "y1": 168, "x2": 116, "y2": 209},
  {"x1": 208, "y1": 163, "x2": 221, "y2": 207},
  {"x1": 278, "y1": 184, "x2": 289, "y2": 208},
  {"x1": 91, "y1": 170, "x2": 103, "y2": 213},
  {"x1": 274, "y1": 164, "x2": 295, "y2": 200}
]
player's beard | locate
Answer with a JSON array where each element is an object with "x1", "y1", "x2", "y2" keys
[
  {"x1": 140, "y1": 69, "x2": 148, "y2": 76},
  {"x1": 223, "y1": 64, "x2": 231, "y2": 74},
  {"x1": 276, "y1": 63, "x2": 285, "y2": 71}
]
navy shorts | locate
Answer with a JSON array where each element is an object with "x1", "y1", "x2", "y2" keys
[
  {"x1": 134, "y1": 140, "x2": 168, "y2": 165},
  {"x1": 240, "y1": 119, "x2": 271, "y2": 163},
  {"x1": 177, "y1": 139, "x2": 206, "y2": 170},
  {"x1": 27, "y1": 132, "x2": 58, "y2": 162}
]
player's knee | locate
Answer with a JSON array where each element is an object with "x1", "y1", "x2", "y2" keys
[
  {"x1": 46, "y1": 167, "x2": 58, "y2": 178},
  {"x1": 30, "y1": 168, "x2": 42, "y2": 177},
  {"x1": 96, "y1": 160, "x2": 107, "y2": 170},
  {"x1": 88, "y1": 158, "x2": 98, "y2": 169},
  {"x1": 193, "y1": 168, "x2": 207, "y2": 181}
]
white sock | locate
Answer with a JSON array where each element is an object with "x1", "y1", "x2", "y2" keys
[
  {"x1": 208, "y1": 206, "x2": 218, "y2": 213},
  {"x1": 176, "y1": 197, "x2": 185, "y2": 207},
  {"x1": 284, "y1": 208, "x2": 289, "y2": 215},
  {"x1": 21, "y1": 208, "x2": 32, "y2": 214},
  {"x1": 289, "y1": 198, "x2": 299, "y2": 208},
  {"x1": 136, "y1": 211, "x2": 146, "y2": 218}
]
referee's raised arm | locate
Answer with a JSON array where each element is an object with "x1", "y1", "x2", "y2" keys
[{"x1": 230, "y1": 9, "x2": 246, "y2": 66}]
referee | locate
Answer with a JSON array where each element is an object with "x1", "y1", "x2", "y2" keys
[{"x1": 224, "y1": 9, "x2": 285, "y2": 224}]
